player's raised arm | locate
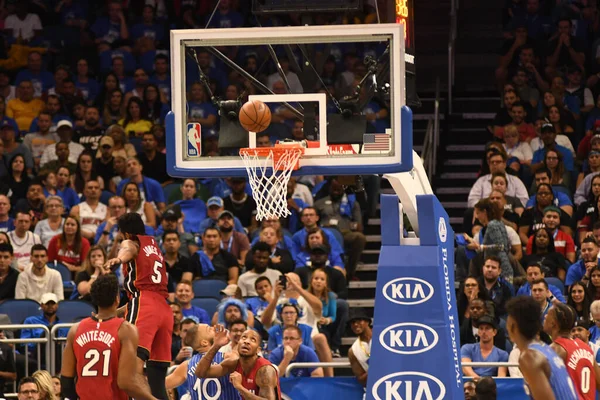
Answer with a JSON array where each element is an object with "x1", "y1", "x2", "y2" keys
[
  {"x1": 105, "y1": 238, "x2": 139, "y2": 268},
  {"x1": 195, "y1": 324, "x2": 237, "y2": 378},
  {"x1": 117, "y1": 322, "x2": 158, "y2": 400},
  {"x1": 60, "y1": 323, "x2": 80, "y2": 400},
  {"x1": 519, "y1": 348, "x2": 556, "y2": 400},
  {"x1": 166, "y1": 360, "x2": 189, "y2": 390},
  {"x1": 231, "y1": 365, "x2": 278, "y2": 400}
]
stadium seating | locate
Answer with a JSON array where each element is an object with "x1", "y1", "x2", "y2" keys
[
  {"x1": 47, "y1": 262, "x2": 76, "y2": 291},
  {"x1": 0, "y1": 299, "x2": 42, "y2": 324},
  {"x1": 192, "y1": 280, "x2": 227, "y2": 299},
  {"x1": 57, "y1": 300, "x2": 95, "y2": 323},
  {"x1": 191, "y1": 298, "x2": 219, "y2": 316}
]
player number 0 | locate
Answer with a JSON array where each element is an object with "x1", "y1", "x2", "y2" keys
[
  {"x1": 581, "y1": 366, "x2": 591, "y2": 394},
  {"x1": 193, "y1": 378, "x2": 221, "y2": 400},
  {"x1": 152, "y1": 260, "x2": 163, "y2": 284},
  {"x1": 81, "y1": 349, "x2": 111, "y2": 377}
]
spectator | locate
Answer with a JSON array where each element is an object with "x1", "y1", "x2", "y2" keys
[
  {"x1": 468, "y1": 150, "x2": 529, "y2": 207},
  {"x1": 459, "y1": 297, "x2": 508, "y2": 350},
  {"x1": 184, "y1": 226, "x2": 239, "y2": 284},
  {"x1": 247, "y1": 227, "x2": 294, "y2": 274},
  {"x1": 269, "y1": 325, "x2": 323, "y2": 377},
  {"x1": 32, "y1": 370, "x2": 53, "y2": 400},
  {"x1": 503, "y1": 124, "x2": 533, "y2": 170},
  {"x1": 131, "y1": 5, "x2": 165, "y2": 50},
  {"x1": 95, "y1": 136, "x2": 116, "y2": 185},
  {"x1": 40, "y1": 142, "x2": 76, "y2": 175},
  {"x1": 308, "y1": 268, "x2": 342, "y2": 356},
  {"x1": 530, "y1": 279, "x2": 553, "y2": 320},
  {"x1": 119, "y1": 98, "x2": 152, "y2": 139},
  {"x1": 461, "y1": 316, "x2": 509, "y2": 377},
  {"x1": 0, "y1": 195, "x2": 13, "y2": 232},
  {"x1": 0, "y1": 243, "x2": 19, "y2": 300},
  {"x1": 198, "y1": 196, "x2": 245, "y2": 235},
  {"x1": 162, "y1": 231, "x2": 188, "y2": 297},
  {"x1": 528, "y1": 168, "x2": 572, "y2": 213},
  {"x1": 170, "y1": 179, "x2": 207, "y2": 234},
  {"x1": 6, "y1": 81, "x2": 45, "y2": 133},
  {"x1": 14, "y1": 52, "x2": 52, "y2": 98},
  {"x1": 532, "y1": 123, "x2": 575, "y2": 173},
  {"x1": 568, "y1": 282, "x2": 593, "y2": 322},
  {"x1": 170, "y1": 302, "x2": 183, "y2": 360},
  {"x1": 215, "y1": 298, "x2": 253, "y2": 329},
  {"x1": 2, "y1": 124, "x2": 34, "y2": 175},
  {"x1": 21, "y1": 293, "x2": 68, "y2": 349},
  {"x1": 457, "y1": 277, "x2": 492, "y2": 325},
  {"x1": 71, "y1": 151, "x2": 105, "y2": 195},
  {"x1": 34, "y1": 196, "x2": 65, "y2": 248},
  {"x1": 155, "y1": 208, "x2": 197, "y2": 257},
  {"x1": 116, "y1": 157, "x2": 166, "y2": 214},
  {"x1": 175, "y1": 281, "x2": 210, "y2": 324},
  {"x1": 295, "y1": 244, "x2": 348, "y2": 299},
  {"x1": 512, "y1": 67, "x2": 540, "y2": 108},
  {"x1": 476, "y1": 377, "x2": 498, "y2": 400},
  {"x1": 14, "y1": 180, "x2": 45, "y2": 229},
  {"x1": 570, "y1": 318, "x2": 600, "y2": 360},
  {"x1": 267, "y1": 301, "x2": 314, "y2": 351},
  {"x1": 566, "y1": 237, "x2": 599, "y2": 286},
  {"x1": 464, "y1": 381, "x2": 476, "y2": 400},
  {"x1": 566, "y1": 66, "x2": 593, "y2": 113},
  {"x1": 0, "y1": 95, "x2": 18, "y2": 137},
  {"x1": 237, "y1": 242, "x2": 283, "y2": 297},
  {"x1": 123, "y1": 68, "x2": 149, "y2": 103},
  {"x1": 546, "y1": 18, "x2": 585, "y2": 78},
  {"x1": 294, "y1": 227, "x2": 345, "y2": 272},
  {"x1": 219, "y1": 319, "x2": 247, "y2": 355},
  {"x1": 150, "y1": 54, "x2": 170, "y2": 101},
  {"x1": 143, "y1": 85, "x2": 167, "y2": 124},
  {"x1": 173, "y1": 316, "x2": 197, "y2": 364},
  {"x1": 478, "y1": 256, "x2": 513, "y2": 317},
  {"x1": 217, "y1": 210, "x2": 249, "y2": 266},
  {"x1": 110, "y1": 57, "x2": 133, "y2": 93},
  {"x1": 488, "y1": 189, "x2": 520, "y2": 232},
  {"x1": 95, "y1": 196, "x2": 126, "y2": 252},
  {"x1": 519, "y1": 185, "x2": 572, "y2": 244},
  {"x1": 74, "y1": 59, "x2": 99, "y2": 104},
  {"x1": 246, "y1": 276, "x2": 278, "y2": 322},
  {"x1": 39, "y1": 120, "x2": 84, "y2": 167},
  {"x1": 70, "y1": 179, "x2": 107, "y2": 241},
  {"x1": 101, "y1": 89, "x2": 125, "y2": 127},
  {"x1": 522, "y1": 230, "x2": 568, "y2": 280},
  {"x1": 15, "y1": 245, "x2": 63, "y2": 302},
  {"x1": 0, "y1": 324, "x2": 16, "y2": 393},
  {"x1": 17, "y1": 377, "x2": 40, "y2": 400},
  {"x1": 39, "y1": 170, "x2": 59, "y2": 199},
  {"x1": 138, "y1": 132, "x2": 169, "y2": 184},
  {"x1": 578, "y1": 151, "x2": 600, "y2": 189},
  {"x1": 347, "y1": 308, "x2": 371, "y2": 387},
  {"x1": 121, "y1": 181, "x2": 156, "y2": 228},
  {"x1": 47, "y1": 216, "x2": 90, "y2": 273},
  {"x1": 8, "y1": 212, "x2": 42, "y2": 271},
  {"x1": 494, "y1": 102, "x2": 536, "y2": 142},
  {"x1": 29, "y1": 95, "x2": 69, "y2": 133},
  {"x1": 223, "y1": 177, "x2": 258, "y2": 232},
  {"x1": 526, "y1": 207, "x2": 574, "y2": 265},
  {"x1": 55, "y1": 167, "x2": 79, "y2": 214},
  {"x1": 74, "y1": 245, "x2": 108, "y2": 302},
  {"x1": 108, "y1": 155, "x2": 128, "y2": 193},
  {"x1": 73, "y1": 106, "x2": 104, "y2": 152},
  {"x1": 22, "y1": 111, "x2": 58, "y2": 171},
  {"x1": 91, "y1": 1, "x2": 130, "y2": 52}
]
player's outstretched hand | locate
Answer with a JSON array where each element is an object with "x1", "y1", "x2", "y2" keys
[
  {"x1": 229, "y1": 371, "x2": 242, "y2": 389},
  {"x1": 214, "y1": 324, "x2": 230, "y2": 348},
  {"x1": 104, "y1": 258, "x2": 122, "y2": 269}
]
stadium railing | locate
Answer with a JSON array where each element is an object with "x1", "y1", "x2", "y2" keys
[
  {"x1": 448, "y1": 0, "x2": 458, "y2": 113},
  {"x1": 49, "y1": 323, "x2": 74, "y2": 376},
  {"x1": 0, "y1": 324, "x2": 51, "y2": 398}
]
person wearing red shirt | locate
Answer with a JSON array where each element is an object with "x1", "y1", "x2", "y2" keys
[
  {"x1": 526, "y1": 207, "x2": 576, "y2": 264},
  {"x1": 47, "y1": 216, "x2": 90, "y2": 274}
]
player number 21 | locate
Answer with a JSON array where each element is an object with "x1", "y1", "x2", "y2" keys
[
  {"x1": 152, "y1": 260, "x2": 163, "y2": 284},
  {"x1": 82, "y1": 349, "x2": 111, "y2": 377}
]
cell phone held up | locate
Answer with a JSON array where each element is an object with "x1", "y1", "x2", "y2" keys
[{"x1": 279, "y1": 275, "x2": 287, "y2": 288}]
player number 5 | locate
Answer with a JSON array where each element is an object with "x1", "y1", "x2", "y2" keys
[
  {"x1": 152, "y1": 260, "x2": 163, "y2": 284},
  {"x1": 82, "y1": 349, "x2": 111, "y2": 377}
]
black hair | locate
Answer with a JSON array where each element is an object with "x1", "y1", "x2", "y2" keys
[
  {"x1": 18, "y1": 377, "x2": 37, "y2": 392},
  {"x1": 583, "y1": 236, "x2": 598, "y2": 246},
  {"x1": 90, "y1": 274, "x2": 120, "y2": 308},
  {"x1": 230, "y1": 319, "x2": 248, "y2": 329},
  {"x1": 506, "y1": 296, "x2": 542, "y2": 340},
  {"x1": 531, "y1": 278, "x2": 548, "y2": 289},
  {"x1": 535, "y1": 166, "x2": 552, "y2": 179},
  {"x1": 117, "y1": 212, "x2": 146, "y2": 235},
  {"x1": 553, "y1": 303, "x2": 576, "y2": 332},
  {"x1": 30, "y1": 244, "x2": 47, "y2": 254},
  {"x1": 162, "y1": 229, "x2": 179, "y2": 241},
  {"x1": 0, "y1": 243, "x2": 13, "y2": 255},
  {"x1": 475, "y1": 377, "x2": 497, "y2": 398},
  {"x1": 251, "y1": 241, "x2": 271, "y2": 254},
  {"x1": 254, "y1": 276, "x2": 272, "y2": 289}
]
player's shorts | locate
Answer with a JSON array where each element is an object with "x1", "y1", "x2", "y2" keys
[{"x1": 125, "y1": 290, "x2": 173, "y2": 364}]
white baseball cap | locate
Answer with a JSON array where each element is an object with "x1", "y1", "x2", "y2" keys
[
  {"x1": 40, "y1": 293, "x2": 59, "y2": 304},
  {"x1": 56, "y1": 120, "x2": 73, "y2": 130}
]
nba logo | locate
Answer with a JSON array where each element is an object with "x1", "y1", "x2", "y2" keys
[{"x1": 187, "y1": 123, "x2": 201, "y2": 157}]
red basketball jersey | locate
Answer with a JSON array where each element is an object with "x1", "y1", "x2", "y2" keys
[
  {"x1": 123, "y1": 235, "x2": 168, "y2": 299},
  {"x1": 555, "y1": 337, "x2": 597, "y2": 400},
  {"x1": 234, "y1": 357, "x2": 281, "y2": 399},
  {"x1": 73, "y1": 317, "x2": 127, "y2": 400}
]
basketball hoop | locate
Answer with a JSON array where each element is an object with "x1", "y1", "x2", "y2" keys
[{"x1": 239, "y1": 143, "x2": 305, "y2": 221}]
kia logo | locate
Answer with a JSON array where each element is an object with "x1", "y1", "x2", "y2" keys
[
  {"x1": 372, "y1": 371, "x2": 446, "y2": 400},
  {"x1": 379, "y1": 322, "x2": 439, "y2": 355},
  {"x1": 382, "y1": 277, "x2": 434, "y2": 305}
]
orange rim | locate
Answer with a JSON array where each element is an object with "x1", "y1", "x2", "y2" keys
[{"x1": 240, "y1": 145, "x2": 304, "y2": 171}]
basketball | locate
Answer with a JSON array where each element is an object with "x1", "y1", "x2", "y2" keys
[{"x1": 239, "y1": 100, "x2": 272, "y2": 132}]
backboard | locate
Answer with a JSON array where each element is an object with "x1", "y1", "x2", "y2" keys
[{"x1": 167, "y1": 23, "x2": 412, "y2": 178}]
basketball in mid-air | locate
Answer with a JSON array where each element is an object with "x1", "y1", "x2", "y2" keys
[{"x1": 239, "y1": 100, "x2": 272, "y2": 132}]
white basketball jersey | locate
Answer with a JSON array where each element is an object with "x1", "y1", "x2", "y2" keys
[{"x1": 79, "y1": 202, "x2": 107, "y2": 234}]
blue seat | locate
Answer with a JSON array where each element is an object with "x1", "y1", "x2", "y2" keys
[
  {"x1": 192, "y1": 280, "x2": 227, "y2": 299},
  {"x1": 0, "y1": 299, "x2": 42, "y2": 324},
  {"x1": 47, "y1": 262, "x2": 75, "y2": 291},
  {"x1": 546, "y1": 277, "x2": 566, "y2": 295},
  {"x1": 100, "y1": 190, "x2": 113, "y2": 205},
  {"x1": 57, "y1": 300, "x2": 95, "y2": 323},
  {"x1": 191, "y1": 298, "x2": 219, "y2": 316}
]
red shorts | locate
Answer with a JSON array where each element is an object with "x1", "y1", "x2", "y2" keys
[{"x1": 125, "y1": 291, "x2": 173, "y2": 364}]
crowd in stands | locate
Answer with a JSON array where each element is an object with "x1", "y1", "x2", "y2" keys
[
  {"x1": 0, "y1": 0, "x2": 390, "y2": 396},
  {"x1": 454, "y1": 0, "x2": 600, "y2": 382}
]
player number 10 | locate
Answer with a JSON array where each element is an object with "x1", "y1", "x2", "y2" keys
[{"x1": 193, "y1": 378, "x2": 222, "y2": 400}]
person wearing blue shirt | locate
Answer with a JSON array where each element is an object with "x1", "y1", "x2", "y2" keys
[
  {"x1": 187, "y1": 83, "x2": 218, "y2": 129},
  {"x1": 267, "y1": 302, "x2": 314, "y2": 351},
  {"x1": 75, "y1": 59, "x2": 100, "y2": 103},
  {"x1": 525, "y1": 189, "x2": 573, "y2": 209},
  {"x1": 362, "y1": 101, "x2": 390, "y2": 133},
  {"x1": 269, "y1": 326, "x2": 323, "y2": 377},
  {"x1": 517, "y1": 264, "x2": 566, "y2": 302},
  {"x1": 151, "y1": 54, "x2": 171, "y2": 101},
  {"x1": 198, "y1": 197, "x2": 245, "y2": 236},
  {"x1": 130, "y1": 5, "x2": 165, "y2": 45},
  {"x1": 176, "y1": 281, "x2": 210, "y2": 324},
  {"x1": 206, "y1": 1, "x2": 244, "y2": 29},
  {"x1": 21, "y1": 293, "x2": 69, "y2": 353},
  {"x1": 116, "y1": 157, "x2": 166, "y2": 214},
  {"x1": 90, "y1": 2, "x2": 129, "y2": 48},
  {"x1": 460, "y1": 316, "x2": 509, "y2": 377},
  {"x1": 565, "y1": 236, "x2": 598, "y2": 286},
  {"x1": 15, "y1": 52, "x2": 55, "y2": 98},
  {"x1": 292, "y1": 207, "x2": 344, "y2": 257},
  {"x1": 531, "y1": 124, "x2": 575, "y2": 171}
]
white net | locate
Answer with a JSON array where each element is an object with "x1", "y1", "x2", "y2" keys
[{"x1": 240, "y1": 147, "x2": 304, "y2": 221}]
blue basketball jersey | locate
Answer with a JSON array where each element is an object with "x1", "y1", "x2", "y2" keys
[
  {"x1": 186, "y1": 352, "x2": 241, "y2": 400},
  {"x1": 525, "y1": 343, "x2": 578, "y2": 400}
]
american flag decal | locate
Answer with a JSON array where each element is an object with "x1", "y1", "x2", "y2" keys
[{"x1": 363, "y1": 133, "x2": 390, "y2": 152}]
